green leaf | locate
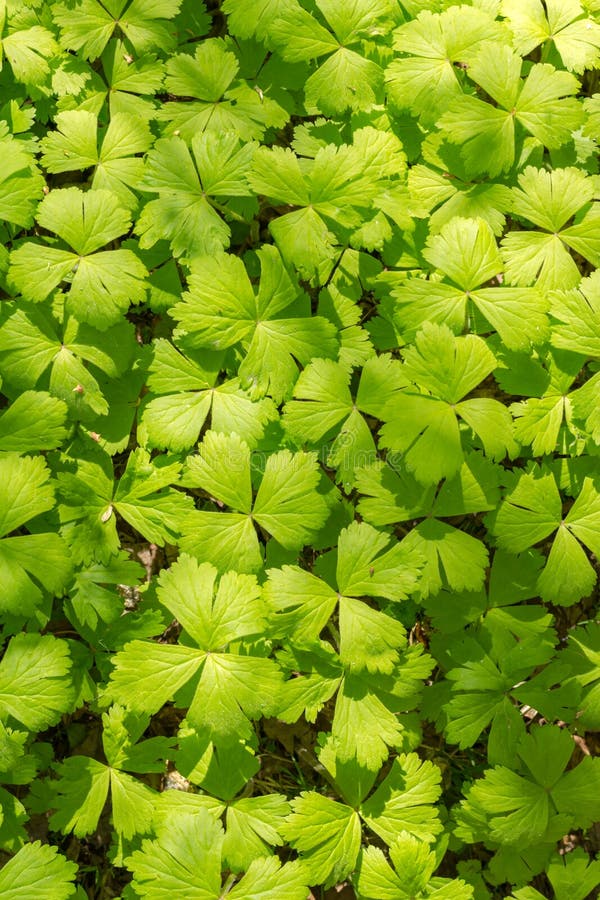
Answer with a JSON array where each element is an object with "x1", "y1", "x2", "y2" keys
[
  {"x1": 127, "y1": 809, "x2": 309, "y2": 899},
  {"x1": 136, "y1": 133, "x2": 256, "y2": 261},
  {"x1": 399, "y1": 321, "x2": 497, "y2": 403},
  {"x1": 382, "y1": 401, "x2": 460, "y2": 486},
  {"x1": 138, "y1": 390, "x2": 208, "y2": 452},
  {"x1": 271, "y1": 0, "x2": 393, "y2": 116},
  {"x1": 331, "y1": 655, "x2": 432, "y2": 770},
  {"x1": 0, "y1": 453, "x2": 54, "y2": 534},
  {"x1": 355, "y1": 459, "x2": 434, "y2": 528},
  {"x1": 269, "y1": 0, "x2": 391, "y2": 115},
  {"x1": 442, "y1": 631, "x2": 553, "y2": 761},
  {"x1": 394, "y1": 217, "x2": 549, "y2": 349},
  {"x1": 252, "y1": 447, "x2": 330, "y2": 548},
  {"x1": 439, "y1": 45, "x2": 583, "y2": 176},
  {"x1": 501, "y1": 0, "x2": 600, "y2": 73},
  {"x1": 154, "y1": 772, "x2": 290, "y2": 872},
  {"x1": 0, "y1": 303, "x2": 136, "y2": 417},
  {"x1": 8, "y1": 188, "x2": 148, "y2": 328},
  {"x1": 53, "y1": 0, "x2": 182, "y2": 58},
  {"x1": 250, "y1": 129, "x2": 399, "y2": 278},
  {"x1": 538, "y1": 528, "x2": 596, "y2": 606},
  {"x1": 180, "y1": 511, "x2": 263, "y2": 576},
  {"x1": 356, "y1": 454, "x2": 497, "y2": 595},
  {"x1": 48, "y1": 756, "x2": 111, "y2": 838},
  {"x1": 106, "y1": 640, "x2": 202, "y2": 713},
  {"x1": 491, "y1": 470, "x2": 600, "y2": 604},
  {"x1": 512, "y1": 396, "x2": 568, "y2": 457},
  {"x1": 40, "y1": 110, "x2": 153, "y2": 209},
  {"x1": 269, "y1": 3, "x2": 338, "y2": 61},
  {"x1": 265, "y1": 565, "x2": 337, "y2": 644},
  {"x1": 266, "y1": 519, "x2": 420, "y2": 672},
  {"x1": 107, "y1": 557, "x2": 282, "y2": 741},
  {"x1": 113, "y1": 449, "x2": 192, "y2": 544},
  {"x1": 354, "y1": 835, "x2": 473, "y2": 900},
  {"x1": 0, "y1": 454, "x2": 71, "y2": 616},
  {"x1": 1, "y1": 24, "x2": 57, "y2": 86},
  {"x1": 226, "y1": 856, "x2": 309, "y2": 900},
  {"x1": 57, "y1": 444, "x2": 192, "y2": 564},
  {"x1": 282, "y1": 354, "x2": 406, "y2": 484},
  {"x1": 157, "y1": 38, "x2": 288, "y2": 142},
  {"x1": 490, "y1": 469, "x2": 562, "y2": 552},
  {"x1": 304, "y1": 47, "x2": 384, "y2": 116},
  {"x1": 355, "y1": 843, "x2": 418, "y2": 900},
  {"x1": 181, "y1": 432, "x2": 329, "y2": 571},
  {"x1": 100, "y1": 38, "x2": 166, "y2": 119},
  {"x1": 183, "y1": 431, "x2": 253, "y2": 514},
  {"x1": 223, "y1": 794, "x2": 290, "y2": 873},
  {"x1": 331, "y1": 677, "x2": 406, "y2": 770},
  {"x1": 407, "y1": 518, "x2": 491, "y2": 598},
  {"x1": 139, "y1": 340, "x2": 276, "y2": 453},
  {"x1": 424, "y1": 547, "x2": 545, "y2": 636},
  {"x1": 380, "y1": 323, "x2": 510, "y2": 484},
  {"x1": 550, "y1": 269, "x2": 600, "y2": 357},
  {"x1": 361, "y1": 753, "x2": 443, "y2": 844},
  {"x1": 0, "y1": 842, "x2": 77, "y2": 900},
  {"x1": 463, "y1": 726, "x2": 600, "y2": 847},
  {"x1": 127, "y1": 809, "x2": 224, "y2": 898},
  {"x1": 560, "y1": 622, "x2": 600, "y2": 729},
  {"x1": 156, "y1": 554, "x2": 265, "y2": 648},
  {"x1": 0, "y1": 391, "x2": 68, "y2": 451},
  {"x1": 0, "y1": 128, "x2": 45, "y2": 227},
  {"x1": 408, "y1": 156, "x2": 513, "y2": 237},
  {"x1": 424, "y1": 216, "x2": 503, "y2": 291},
  {"x1": 49, "y1": 749, "x2": 156, "y2": 840},
  {"x1": 469, "y1": 768, "x2": 551, "y2": 846},
  {"x1": 336, "y1": 520, "x2": 423, "y2": 601},
  {"x1": 172, "y1": 246, "x2": 338, "y2": 402},
  {"x1": 110, "y1": 768, "x2": 157, "y2": 840},
  {"x1": 102, "y1": 704, "x2": 173, "y2": 773},
  {"x1": 547, "y1": 847, "x2": 600, "y2": 900},
  {"x1": 337, "y1": 596, "x2": 408, "y2": 675},
  {"x1": 221, "y1": 0, "x2": 295, "y2": 40},
  {"x1": 282, "y1": 357, "x2": 354, "y2": 442},
  {"x1": 0, "y1": 721, "x2": 28, "y2": 777},
  {"x1": 151, "y1": 39, "x2": 236, "y2": 103},
  {"x1": 385, "y1": 5, "x2": 505, "y2": 123},
  {"x1": 281, "y1": 792, "x2": 361, "y2": 888},
  {"x1": 501, "y1": 167, "x2": 600, "y2": 291},
  {"x1": 0, "y1": 634, "x2": 73, "y2": 731},
  {"x1": 507, "y1": 61, "x2": 583, "y2": 147}
]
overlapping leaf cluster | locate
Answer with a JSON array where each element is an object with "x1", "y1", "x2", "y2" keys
[{"x1": 1, "y1": 0, "x2": 600, "y2": 897}]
